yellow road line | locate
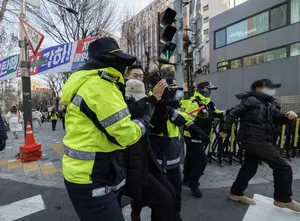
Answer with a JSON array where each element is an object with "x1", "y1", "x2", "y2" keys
[
  {"x1": 51, "y1": 144, "x2": 64, "y2": 156},
  {"x1": 40, "y1": 164, "x2": 58, "y2": 176},
  {"x1": 23, "y1": 162, "x2": 40, "y2": 173},
  {"x1": 7, "y1": 160, "x2": 22, "y2": 170},
  {"x1": 0, "y1": 159, "x2": 7, "y2": 167}
]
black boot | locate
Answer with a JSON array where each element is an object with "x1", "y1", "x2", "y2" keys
[
  {"x1": 131, "y1": 212, "x2": 141, "y2": 221},
  {"x1": 190, "y1": 186, "x2": 203, "y2": 198}
]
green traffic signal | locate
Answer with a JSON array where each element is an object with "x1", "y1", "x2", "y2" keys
[{"x1": 163, "y1": 42, "x2": 176, "y2": 59}]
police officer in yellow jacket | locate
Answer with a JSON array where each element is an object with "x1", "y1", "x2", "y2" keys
[
  {"x1": 61, "y1": 38, "x2": 151, "y2": 221},
  {"x1": 181, "y1": 82, "x2": 223, "y2": 198}
]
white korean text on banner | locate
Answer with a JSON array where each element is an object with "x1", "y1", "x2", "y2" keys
[{"x1": 0, "y1": 36, "x2": 97, "y2": 80}]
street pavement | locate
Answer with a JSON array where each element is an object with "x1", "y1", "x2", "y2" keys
[{"x1": 0, "y1": 121, "x2": 299, "y2": 220}]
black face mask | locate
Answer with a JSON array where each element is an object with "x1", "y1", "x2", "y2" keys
[
  {"x1": 94, "y1": 53, "x2": 131, "y2": 75},
  {"x1": 199, "y1": 90, "x2": 211, "y2": 98}
]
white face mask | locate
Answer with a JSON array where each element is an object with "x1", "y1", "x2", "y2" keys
[
  {"x1": 175, "y1": 90, "x2": 184, "y2": 101},
  {"x1": 262, "y1": 88, "x2": 276, "y2": 96}
]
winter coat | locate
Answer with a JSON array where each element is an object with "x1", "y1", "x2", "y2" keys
[
  {"x1": 224, "y1": 91, "x2": 289, "y2": 145},
  {"x1": 0, "y1": 114, "x2": 7, "y2": 151},
  {"x1": 124, "y1": 95, "x2": 162, "y2": 205},
  {"x1": 0, "y1": 114, "x2": 7, "y2": 140},
  {"x1": 6, "y1": 111, "x2": 23, "y2": 132}
]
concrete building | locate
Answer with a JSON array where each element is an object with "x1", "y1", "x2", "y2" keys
[
  {"x1": 198, "y1": 0, "x2": 228, "y2": 69},
  {"x1": 121, "y1": 0, "x2": 173, "y2": 70},
  {"x1": 187, "y1": 0, "x2": 248, "y2": 73},
  {"x1": 198, "y1": 0, "x2": 300, "y2": 111}
]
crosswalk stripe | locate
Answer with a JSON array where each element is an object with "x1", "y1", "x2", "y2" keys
[
  {"x1": 0, "y1": 195, "x2": 45, "y2": 221},
  {"x1": 243, "y1": 194, "x2": 300, "y2": 221}
]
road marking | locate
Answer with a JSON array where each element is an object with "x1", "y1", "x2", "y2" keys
[
  {"x1": 5, "y1": 146, "x2": 12, "y2": 149},
  {"x1": 0, "y1": 195, "x2": 45, "y2": 221},
  {"x1": 243, "y1": 194, "x2": 300, "y2": 221}
]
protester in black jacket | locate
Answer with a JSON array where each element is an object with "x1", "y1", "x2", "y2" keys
[
  {"x1": 0, "y1": 113, "x2": 7, "y2": 151},
  {"x1": 220, "y1": 79, "x2": 300, "y2": 212},
  {"x1": 124, "y1": 79, "x2": 178, "y2": 221}
]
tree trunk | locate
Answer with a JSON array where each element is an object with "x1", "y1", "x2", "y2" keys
[{"x1": 0, "y1": 0, "x2": 9, "y2": 23}]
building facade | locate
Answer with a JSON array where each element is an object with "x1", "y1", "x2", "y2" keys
[
  {"x1": 121, "y1": 0, "x2": 173, "y2": 70},
  {"x1": 198, "y1": 0, "x2": 300, "y2": 110},
  {"x1": 188, "y1": 0, "x2": 248, "y2": 73}
]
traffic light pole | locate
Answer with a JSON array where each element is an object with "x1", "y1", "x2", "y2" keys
[
  {"x1": 174, "y1": 0, "x2": 184, "y2": 96},
  {"x1": 19, "y1": 0, "x2": 32, "y2": 139}
]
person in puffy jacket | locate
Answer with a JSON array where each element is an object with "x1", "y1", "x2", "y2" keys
[
  {"x1": 6, "y1": 105, "x2": 23, "y2": 139},
  {"x1": 0, "y1": 113, "x2": 7, "y2": 151},
  {"x1": 220, "y1": 79, "x2": 300, "y2": 212},
  {"x1": 124, "y1": 79, "x2": 179, "y2": 221}
]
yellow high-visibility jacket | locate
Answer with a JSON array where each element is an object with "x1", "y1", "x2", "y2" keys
[
  {"x1": 181, "y1": 91, "x2": 223, "y2": 137},
  {"x1": 61, "y1": 67, "x2": 146, "y2": 185}
]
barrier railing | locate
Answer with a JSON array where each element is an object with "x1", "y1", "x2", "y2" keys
[{"x1": 203, "y1": 117, "x2": 300, "y2": 167}]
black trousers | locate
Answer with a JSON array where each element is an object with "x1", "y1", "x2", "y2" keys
[
  {"x1": 51, "y1": 120, "x2": 57, "y2": 131},
  {"x1": 62, "y1": 117, "x2": 65, "y2": 130},
  {"x1": 131, "y1": 172, "x2": 176, "y2": 221},
  {"x1": 231, "y1": 143, "x2": 293, "y2": 203},
  {"x1": 166, "y1": 167, "x2": 182, "y2": 221},
  {"x1": 183, "y1": 137, "x2": 207, "y2": 188},
  {"x1": 65, "y1": 180, "x2": 125, "y2": 221}
]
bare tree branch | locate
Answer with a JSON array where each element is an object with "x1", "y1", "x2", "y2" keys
[
  {"x1": 26, "y1": 0, "x2": 120, "y2": 44},
  {"x1": 41, "y1": 73, "x2": 65, "y2": 109}
]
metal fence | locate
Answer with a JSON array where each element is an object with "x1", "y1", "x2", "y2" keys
[{"x1": 204, "y1": 118, "x2": 300, "y2": 167}]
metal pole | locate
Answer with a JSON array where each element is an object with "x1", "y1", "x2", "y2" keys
[
  {"x1": 174, "y1": 0, "x2": 184, "y2": 96},
  {"x1": 19, "y1": 0, "x2": 32, "y2": 139}
]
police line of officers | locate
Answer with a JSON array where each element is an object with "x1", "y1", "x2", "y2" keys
[{"x1": 60, "y1": 38, "x2": 300, "y2": 221}]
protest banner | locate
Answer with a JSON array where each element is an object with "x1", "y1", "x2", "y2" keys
[{"x1": 0, "y1": 36, "x2": 98, "y2": 80}]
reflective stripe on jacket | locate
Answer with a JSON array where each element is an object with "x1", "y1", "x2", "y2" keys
[
  {"x1": 150, "y1": 103, "x2": 189, "y2": 170},
  {"x1": 61, "y1": 67, "x2": 145, "y2": 185}
]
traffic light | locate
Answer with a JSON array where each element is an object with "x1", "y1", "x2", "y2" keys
[{"x1": 158, "y1": 8, "x2": 177, "y2": 64}]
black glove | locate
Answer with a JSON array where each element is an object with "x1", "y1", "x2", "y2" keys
[
  {"x1": 188, "y1": 123, "x2": 210, "y2": 143},
  {"x1": 165, "y1": 100, "x2": 181, "y2": 109}
]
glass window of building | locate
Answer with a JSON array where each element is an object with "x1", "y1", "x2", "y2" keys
[
  {"x1": 243, "y1": 47, "x2": 287, "y2": 66},
  {"x1": 231, "y1": 59, "x2": 243, "y2": 69},
  {"x1": 270, "y1": 4, "x2": 287, "y2": 30},
  {"x1": 226, "y1": 11, "x2": 269, "y2": 44},
  {"x1": 218, "y1": 61, "x2": 228, "y2": 68},
  {"x1": 218, "y1": 67, "x2": 228, "y2": 72},
  {"x1": 291, "y1": 43, "x2": 300, "y2": 56},
  {"x1": 291, "y1": 0, "x2": 300, "y2": 24},
  {"x1": 217, "y1": 61, "x2": 229, "y2": 72},
  {"x1": 203, "y1": 5, "x2": 209, "y2": 12},
  {"x1": 215, "y1": 29, "x2": 226, "y2": 48},
  {"x1": 204, "y1": 17, "x2": 209, "y2": 24}
]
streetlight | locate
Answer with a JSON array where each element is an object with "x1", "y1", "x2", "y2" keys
[{"x1": 19, "y1": 0, "x2": 77, "y2": 138}]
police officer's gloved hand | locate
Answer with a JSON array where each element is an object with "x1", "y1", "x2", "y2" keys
[{"x1": 165, "y1": 100, "x2": 181, "y2": 109}]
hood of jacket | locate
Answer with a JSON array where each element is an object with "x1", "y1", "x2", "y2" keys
[{"x1": 60, "y1": 67, "x2": 124, "y2": 106}]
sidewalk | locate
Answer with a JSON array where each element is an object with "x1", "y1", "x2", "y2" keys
[
  {"x1": 0, "y1": 121, "x2": 300, "y2": 190},
  {"x1": 0, "y1": 121, "x2": 65, "y2": 188}
]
